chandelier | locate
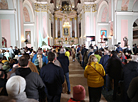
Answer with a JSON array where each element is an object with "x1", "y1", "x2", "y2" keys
[{"x1": 63, "y1": 22, "x2": 71, "y2": 28}]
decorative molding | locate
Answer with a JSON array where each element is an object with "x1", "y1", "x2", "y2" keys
[
  {"x1": 97, "y1": 22, "x2": 109, "y2": 25},
  {"x1": 116, "y1": 11, "x2": 137, "y2": 15},
  {"x1": 24, "y1": 22, "x2": 34, "y2": 26},
  {"x1": 34, "y1": 3, "x2": 48, "y2": 12},
  {"x1": 0, "y1": 10, "x2": 15, "y2": 14}
]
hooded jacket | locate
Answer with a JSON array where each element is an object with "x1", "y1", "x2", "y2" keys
[
  {"x1": 84, "y1": 62, "x2": 105, "y2": 88},
  {"x1": 11, "y1": 68, "x2": 45, "y2": 100}
]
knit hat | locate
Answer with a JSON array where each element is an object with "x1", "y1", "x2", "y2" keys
[
  {"x1": 73, "y1": 85, "x2": 86, "y2": 101},
  {"x1": 2, "y1": 60, "x2": 8, "y2": 64},
  {"x1": 6, "y1": 76, "x2": 26, "y2": 96}
]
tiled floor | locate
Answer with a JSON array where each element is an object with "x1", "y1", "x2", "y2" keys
[{"x1": 60, "y1": 58, "x2": 107, "y2": 102}]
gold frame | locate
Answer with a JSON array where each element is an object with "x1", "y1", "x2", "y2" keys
[{"x1": 63, "y1": 27, "x2": 70, "y2": 36}]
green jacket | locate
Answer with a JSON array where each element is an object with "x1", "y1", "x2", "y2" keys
[{"x1": 94, "y1": 54, "x2": 101, "y2": 63}]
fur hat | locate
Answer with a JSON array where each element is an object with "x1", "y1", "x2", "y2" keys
[
  {"x1": 73, "y1": 85, "x2": 86, "y2": 101},
  {"x1": 131, "y1": 55, "x2": 138, "y2": 62},
  {"x1": 6, "y1": 76, "x2": 26, "y2": 96},
  {"x1": 13, "y1": 55, "x2": 18, "y2": 60},
  {"x1": 60, "y1": 48, "x2": 66, "y2": 54}
]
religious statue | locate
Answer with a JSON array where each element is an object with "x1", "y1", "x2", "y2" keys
[{"x1": 123, "y1": 37, "x2": 128, "y2": 47}]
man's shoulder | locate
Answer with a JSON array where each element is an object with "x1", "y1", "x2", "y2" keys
[{"x1": 27, "y1": 72, "x2": 39, "y2": 77}]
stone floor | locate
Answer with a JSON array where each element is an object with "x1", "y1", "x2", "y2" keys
[{"x1": 60, "y1": 58, "x2": 107, "y2": 102}]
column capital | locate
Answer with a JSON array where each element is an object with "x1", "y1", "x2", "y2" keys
[
  {"x1": 70, "y1": 18, "x2": 72, "y2": 21},
  {"x1": 55, "y1": 17, "x2": 57, "y2": 20},
  {"x1": 60, "y1": 18, "x2": 62, "y2": 21},
  {"x1": 74, "y1": 17, "x2": 77, "y2": 20}
]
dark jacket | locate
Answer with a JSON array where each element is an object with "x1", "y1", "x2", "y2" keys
[
  {"x1": 40, "y1": 63, "x2": 64, "y2": 96},
  {"x1": 127, "y1": 76, "x2": 138, "y2": 102},
  {"x1": 57, "y1": 54, "x2": 69, "y2": 74},
  {"x1": 116, "y1": 47, "x2": 123, "y2": 53},
  {"x1": 12, "y1": 68, "x2": 45, "y2": 100},
  {"x1": 81, "y1": 48, "x2": 87, "y2": 56},
  {"x1": 123, "y1": 61, "x2": 138, "y2": 101},
  {"x1": 99, "y1": 55, "x2": 110, "y2": 73},
  {"x1": 106, "y1": 55, "x2": 123, "y2": 79}
]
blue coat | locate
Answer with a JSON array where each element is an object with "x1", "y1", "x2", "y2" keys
[
  {"x1": 32, "y1": 54, "x2": 48, "y2": 64},
  {"x1": 57, "y1": 54, "x2": 69, "y2": 74},
  {"x1": 40, "y1": 63, "x2": 64, "y2": 96},
  {"x1": 99, "y1": 55, "x2": 110, "y2": 73}
]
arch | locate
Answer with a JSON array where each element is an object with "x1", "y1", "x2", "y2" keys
[
  {"x1": 132, "y1": 0, "x2": 138, "y2": 11},
  {"x1": 23, "y1": 0, "x2": 34, "y2": 22},
  {"x1": 97, "y1": 0, "x2": 109, "y2": 22},
  {"x1": 131, "y1": 16, "x2": 138, "y2": 27}
]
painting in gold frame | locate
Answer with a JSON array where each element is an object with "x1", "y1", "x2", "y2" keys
[
  {"x1": 25, "y1": 31, "x2": 31, "y2": 44},
  {"x1": 63, "y1": 28, "x2": 69, "y2": 36}
]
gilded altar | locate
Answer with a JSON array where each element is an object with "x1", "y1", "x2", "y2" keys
[{"x1": 54, "y1": 8, "x2": 78, "y2": 46}]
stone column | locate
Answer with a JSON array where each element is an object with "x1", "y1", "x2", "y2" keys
[
  {"x1": 60, "y1": 18, "x2": 62, "y2": 38},
  {"x1": 74, "y1": 17, "x2": 77, "y2": 38},
  {"x1": 70, "y1": 18, "x2": 72, "y2": 37},
  {"x1": 55, "y1": 17, "x2": 58, "y2": 38},
  {"x1": 16, "y1": 0, "x2": 24, "y2": 48}
]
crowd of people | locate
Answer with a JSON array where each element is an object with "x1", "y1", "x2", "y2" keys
[{"x1": 0, "y1": 43, "x2": 138, "y2": 102}]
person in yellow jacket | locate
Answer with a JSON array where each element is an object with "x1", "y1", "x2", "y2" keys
[
  {"x1": 65, "y1": 48, "x2": 70, "y2": 60},
  {"x1": 84, "y1": 55, "x2": 105, "y2": 102}
]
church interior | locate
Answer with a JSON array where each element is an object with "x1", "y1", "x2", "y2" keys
[
  {"x1": 0, "y1": 0, "x2": 138, "y2": 102},
  {"x1": 0, "y1": 0, "x2": 138, "y2": 50}
]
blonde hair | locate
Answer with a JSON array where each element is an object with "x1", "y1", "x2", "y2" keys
[{"x1": 87, "y1": 55, "x2": 97, "y2": 65}]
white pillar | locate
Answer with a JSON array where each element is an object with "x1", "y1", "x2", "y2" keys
[
  {"x1": 60, "y1": 18, "x2": 62, "y2": 38},
  {"x1": 74, "y1": 17, "x2": 77, "y2": 38},
  {"x1": 34, "y1": 11, "x2": 37, "y2": 50},
  {"x1": 18, "y1": 0, "x2": 24, "y2": 48},
  {"x1": 55, "y1": 17, "x2": 58, "y2": 38},
  {"x1": 70, "y1": 18, "x2": 72, "y2": 37}
]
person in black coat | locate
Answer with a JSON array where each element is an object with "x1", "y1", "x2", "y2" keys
[
  {"x1": 106, "y1": 51, "x2": 123, "y2": 100},
  {"x1": 40, "y1": 52, "x2": 64, "y2": 102},
  {"x1": 127, "y1": 76, "x2": 138, "y2": 102},
  {"x1": 123, "y1": 55, "x2": 138, "y2": 102},
  {"x1": 57, "y1": 48, "x2": 71, "y2": 94},
  {"x1": 0, "y1": 69, "x2": 7, "y2": 95}
]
